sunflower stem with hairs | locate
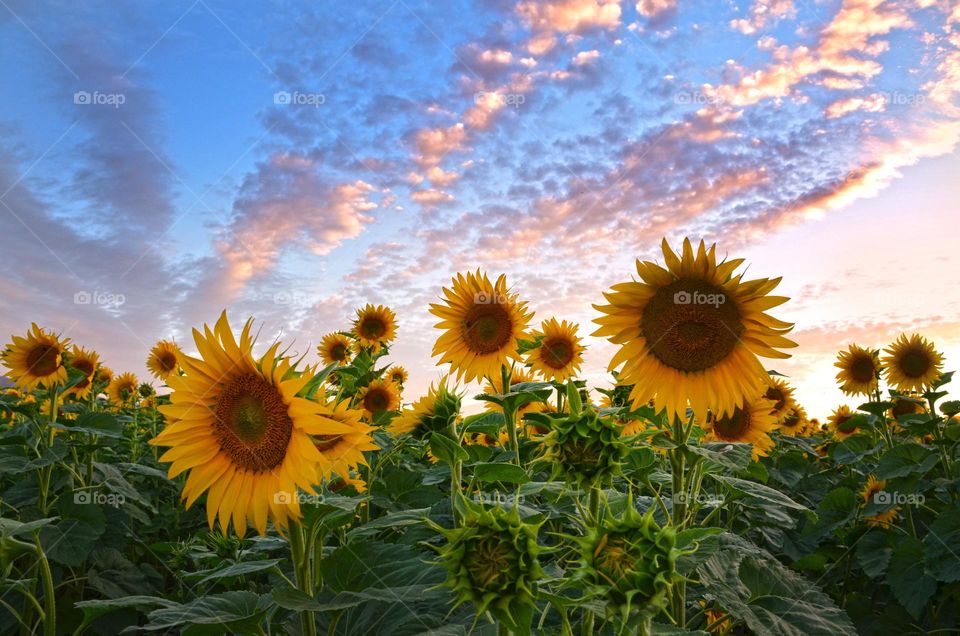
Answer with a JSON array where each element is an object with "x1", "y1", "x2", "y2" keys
[
  {"x1": 288, "y1": 521, "x2": 317, "y2": 636},
  {"x1": 500, "y1": 365, "x2": 522, "y2": 467}
]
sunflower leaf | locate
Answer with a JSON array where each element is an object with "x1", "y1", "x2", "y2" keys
[
  {"x1": 874, "y1": 444, "x2": 939, "y2": 479},
  {"x1": 886, "y1": 538, "x2": 937, "y2": 618}
]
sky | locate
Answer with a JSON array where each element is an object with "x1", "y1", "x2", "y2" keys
[{"x1": 1, "y1": 0, "x2": 959, "y2": 419}]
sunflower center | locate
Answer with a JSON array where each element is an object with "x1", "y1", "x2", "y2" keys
[
  {"x1": 641, "y1": 280, "x2": 741, "y2": 373},
  {"x1": 314, "y1": 434, "x2": 343, "y2": 453},
  {"x1": 836, "y1": 414, "x2": 858, "y2": 434},
  {"x1": 541, "y1": 337, "x2": 575, "y2": 369},
  {"x1": 360, "y1": 318, "x2": 386, "y2": 340},
  {"x1": 72, "y1": 359, "x2": 95, "y2": 390},
  {"x1": 711, "y1": 406, "x2": 752, "y2": 440},
  {"x1": 463, "y1": 303, "x2": 513, "y2": 354},
  {"x1": 363, "y1": 388, "x2": 390, "y2": 414},
  {"x1": 158, "y1": 352, "x2": 178, "y2": 372},
  {"x1": 781, "y1": 410, "x2": 802, "y2": 429},
  {"x1": 764, "y1": 386, "x2": 786, "y2": 412},
  {"x1": 849, "y1": 354, "x2": 876, "y2": 383},
  {"x1": 213, "y1": 373, "x2": 293, "y2": 472},
  {"x1": 899, "y1": 348, "x2": 931, "y2": 378},
  {"x1": 595, "y1": 535, "x2": 636, "y2": 583},
  {"x1": 331, "y1": 343, "x2": 348, "y2": 361},
  {"x1": 467, "y1": 535, "x2": 513, "y2": 591},
  {"x1": 891, "y1": 398, "x2": 920, "y2": 417},
  {"x1": 27, "y1": 345, "x2": 61, "y2": 377}
]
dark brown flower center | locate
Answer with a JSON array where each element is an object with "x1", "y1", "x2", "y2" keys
[
  {"x1": 463, "y1": 303, "x2": 513, "y2": 355},
  {"x1": 899, "y1": 347, "x2": 931, "y2": 378},
  {"x1": 72, "y1": 359, "x2": 95, "y2": 389},
  {"x1": 363, "y1": 387, "x2": 391, "y2": 414},
  {"x1": 642, "y1": 280, "x2": 741, "y2": 372},
  {"x1": 541, "y1": 336, "x2": 575, "y2": 369},
  {"x1": 330, "y1": 343, "x2": 348, "y2": 361},
  {"x1": 764, "y1": 386, "x2": 786, "y2": 412},
  {"x1": 781, "y1": 409, "x2": 802, "y2": 429},
  {"x1": 711, "y1": 406, "x2": 752, "y2": 440},
  {"x1": 848, "y1": 353, "x2": 876, "y2": 383},
  {"x1": 359, "y1": 317, "x2": 386, "y2": 339},
  {"x1": 158, "y1": 351, "x2": 178, "y2": 372},
  {"x1": 27, "y1": 344, "x2": 61, "y2": 377},
  {"x1": 891, "y1": 398, "x2": 921, "y2": 417},
  {"x1": 213, "y1": 373, "x2": 292, "y2": 472}
]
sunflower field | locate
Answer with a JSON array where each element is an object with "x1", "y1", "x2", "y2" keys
[{"x1": 1, "y1": 238, "x2": 958, "y2": 635}]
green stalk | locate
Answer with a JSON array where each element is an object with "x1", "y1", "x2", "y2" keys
[
  {"x1": 288, "y1": 523, "x2": 317, "y2": 636},
  {"x1": 501, "y1": 366, "x2": 521, "y2": 466},
  {"x1": 449, "y1": 419, "x2": 464, "y2": 525},
  {"x1": 669, "y1": 415, "x2": 689, "y2": 627},
  {"x1": 581, "y1": 487, "x2": 602, "y2": 636},
  {"x1": 33, "y1": 534, "x2": 56, "y2": 636}
]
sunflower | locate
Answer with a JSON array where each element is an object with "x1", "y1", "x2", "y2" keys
[
  {"x1": 1, "y1": 324, "x2": 70, "y2": 390},
  {"x1": 356, "y1": 379, "x2": 400, "y2": 421},
  {"x1": 147, "y1": 340, "x2": 182, "y2": 381},
  {"x1": 107, "y1": 372, "x2": 139, "y2": 406},
  {"x1": 762, "y1": 376, "x2": 796, "y2": 423},
  {"x1": 313, "y1": 399, "x2": 378, "y2": 480},
  {"x1": 778, "y1": 405, "x2": 808, "y2": 436},
  {"x1": 827, "y1": 405, "x2": 861, "y2": 440},
  {"x1": 860, "y1": 475, "x2": 899, "y2": 528},
  {"x1": 318, "y1": 332, "x2": 353, "y2": 366},
  {"x1": 389, "y1": 377, "x2": 460, "y2": 436},
  {"x1": 67, "y1": 346, "x2": 100, "y2": 399},
  {"x1": 860, "y1": 474, "x2": 886, "y2": 504},
  {"x1": 703, "y1": 396, "x2": 780, "y2": 459},
  {"x1": 94, "y1": 366, "x2": 113, "y2": 386},
  {"x1": 353, "y1": 304, "x2": 397, "y2": 353},
  {"x1": 430, "y1": 270, "x2": 534, "y2": 383},
  {"x1": 889, "y1": 394, "x2": 925, "y2": 420},
  {"x1": 593, "y1": 238, "x2": 796, "y2": 423},
  {"x1": 483, "y1": 367, "x2": 545, "y2": 418},
  {"x1": 387, "y1": 365, "x2": 409, "y2": 385},
  {"x1": 150, "y1": 312, "x2": 357, "y2": 536},
  {"x1": 834, "y1": 344, "x2": 880, "y2": 396},
  {"x1": 525, "y1": 318, "x2": 584, "y2": 382},
  {"x1": 882, "y1": 334, "x2": 944, "y2": 392}
]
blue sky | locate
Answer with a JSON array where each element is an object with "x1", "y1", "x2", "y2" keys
[{"x1": 2, "y1": 0, "x2": 959, "y2": 417}]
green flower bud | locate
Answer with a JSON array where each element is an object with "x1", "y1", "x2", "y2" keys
[{"x1": 541, "y1": 407, "x2": 625, "y2": 488}]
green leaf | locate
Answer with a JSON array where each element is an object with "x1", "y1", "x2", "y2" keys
[
  {"x1": 829, "y1": 436, "x2": 883, "y2": 464},
  {"x1": 471, "y1": 462, "x2": 530, "y2": 485},
  {"x1": 712, "y1": 475, "x2": 808, "y2": 511},
  {"x1": 429, "y1": 432, "x2": 468, "y2": 466},
  {"x1": 875, "y1": 443, "x2": 939, "y2": 479},
  {"x1": 886, "y1": 538, "x2": 937, "y2": 618},
  {"x1": 188, "y1": 559, "x2": 281, "y2": 585},
  {"x1": 60, "y1": 411, "x2": 124, "y2": 438},
  {"x1": 40, "y1": 497, "x2": 106, "y2": 567},
  {"x1": 142, "y1": 591, "x2": 272, "y2": 633},
  {"x1": 698, "y1": 534, "x2": 856, "y2": 635},
  {"x1": 923, "y1": 507, "x2": 960, "y2": 582},
  {"x1": 687, "y1": 442, "x2": 752, "y2": 471},
  {"x1": 74, "y1": 596, "x2": 177, "y2": 624},
  {"x1": 0, "y1": 516, "x2": 55, "y2": 538},
  {"x1": 856, "y1": 531, "x2": 892, "y2": 578}
]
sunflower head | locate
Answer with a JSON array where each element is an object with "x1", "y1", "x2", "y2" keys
[
  {"x1": 834, "y1": 344, "x2": 880, "y2": 396},
  {"x1": 525, "y1": 318, "x2": 584, "y2": 382},
  {"x1": 147, "y1": 340, "x2": 182, "y2": 381},
  {"x1": 778, "y1": 405, "x2": 808, "y2": 437},
  {"x1": 860, "y1": 474, "x2": 886, "y2": 504},
  {"x1": 430, "y1": 501, "x2": 544, "y2": 631},
  {"x1": 66, "y1": 346, "x2": 100, "y2": 399},
  {"x1": 827, "y1": 405, "x2": 861, "y2": 440},
  {"x1": 356, "y1": 379, "x2": 400, "y2": 422},
  {"x1": 430, "y1": 271, "x2": 533, "y2": 383},
  {"x1": 762, "y1": 376, "x2": 796, "y2": 422},
  {"x1": 313, "y1": 398, "x2": 378, "y2": 481},
  {"x1": 318, "y1": 332, "x2": 353, "y2": 366},
  {"x1": 574, "y1": 500, "x2": 682, "y2": 620},
  {"x1": 541, "y1": 407, "x2": 626, "y2": 488},
  {"x1": 889, "y1": 393, "x2": 926, "y2": 420},
  {"x1": 387, "y1": 365, "x2": 408, "y2": 386},
  {"x1": 389, "y1": 377, "x2": 461, "y2": 437},
  {"x1": 593, "y1": 238, "x2": 796, "y2": 423},
  {"x1": 704, "y1": 396, "x2": 780, "y2": 459},
  {"x1": 353, "y1": 305, "x2": 397, "y2": 353},
  {"x1": 882, "y1": 334, "x2": 944, "y2": 392},
  {"x1": 108, "y1": 372, "x2": 139, "y2": 406},
  {"x1": 150, "y1": 312, "x2": 358, "y2": 537},
  {"x1": 94, "y1": 366, "x2": 113, "y2": 386},
  {"x1": 1, "y1": 324, "x2": 70, "y2": 391}
]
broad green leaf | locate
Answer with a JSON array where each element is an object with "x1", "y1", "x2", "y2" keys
[
  {"x1": 189, "y1": 559, "x2": 281, "y2": 584},
  {"x1": 471, "y1": 462, "x2": 530, "y2": 484},
  {"x1": 142, "y1": 591, "x2": 271, "y2": 633},
  {"x1": 923, "y1": 507, "x2": 960, "y2": 582},
  {"x1": 687, "y1": 442, "x2": 752, "y2": 471},
  {"x1": 429, "y1": 432, "x2": 468, "y2": 466},
  {"x1": 856, "y1": 530, "x2": 892, "y2": 578},
  {"x1": 886, "y1": 538, "x2": 937, "y2": 618},
  {"x1": 875, "y1": 444, "x2": 939, "y2": 479},
  {"x1": 712, "y1": 475, "x2": 808, "y2": 511}
]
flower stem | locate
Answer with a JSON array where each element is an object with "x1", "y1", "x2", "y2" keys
[
  {"x1": 33, "y1": 534, "x2": 55, "y2": 636},
  {"x1": 288, "y1": 523, "x2": 317, "y2": 636},
  {"x1": 449, "y1": 419, "x2": 463, "y2": 524}
]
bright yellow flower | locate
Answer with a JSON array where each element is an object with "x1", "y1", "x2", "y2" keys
[
  {"x1": 313, "y1": 399, "x2": 378, "y2": 480},
  {"x1": 834, "y1": 344, "x2": 880, "y2": 396},
  {"x1": 593, "y1": 238, "x2": 796, "y2": 423},
  {"x1": 882, "y1": 334, "x2": 943, "y2": 392},
  {"x1": 2, "y1": 324, "x2": 70, "y2": 390},
  {"x1": 763, "y1": 377, "x2": 796, "y2": 423},
  {"x1": 827, "y1": 405, "x2": 861, "y2": 440},
  {"x1": 318, "y1": 332, "x2": 353, "y2": 366},
  {"x1": 146, "y1": 340, "x2": 182, "y2": 381},
  {"x1": 703, "y1": 396, "x2": 780, "y2": 459},
  {"x1": 525, "y1": 318, "x2": 584, "y2": 382},
  {"x1": 387, "y1": 365, "x2": 408, "y2": 385},
  {"x1": 356, "y1": 379, "x2": 400, "y2": 421},
  {"x1": 353, "y1": 304, "x2": 397, "y2": 353},
  {"x1": 108, "y1": 372, "x2": 139, "y2": 406},
  {"x1": 67, "y1": 346, "x2": 99, "y2": 399}
]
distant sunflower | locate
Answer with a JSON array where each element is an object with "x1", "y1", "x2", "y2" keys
[
  {"x1": 827, "y1": 405, "x2": 861, "y2": 440},
  {"x1": 833, "y1": 344, "x2": 879, "y2": 396},
  {"x1": 314, "y1": 399, "x2": 378, "y2": 480},
  {"x1": 95, "y1": 366, "x2": 113, "y2": 386},
  {"x1": 387, "y1": 365, "x2": 408, "y2": 386},
  {"x1": 483, "y1": 366, "x2": 545, "y2": 418},
  {"x1": 67, "y1": 346, "x2": 100, "y2": 399},
  {"x1": 357, "y1": 379, "x2": 400, "y2": 421},
  {"x1": 1, "y1": 324, "x2": 70, "y2": 390},
  {"x1": 703, "y1": 396, "x2": 780, "y2": 459},
  {"x1": 108, "y1": 372, "x2": 139, "y2": 406},
  {"x1": 354, "y1": 305, "x2": 397, "y2": 352},
  {"x1": 593, "y1": 238, "x2": 796, "y2": 423},
  {"x1": 763, "y1": 377, "x2": 796, "y2": 422},
  {"x1": 860, "y1": 475, "x2": 886, "y2": 505},
  {"x1": 525, "y1": 318, "x2": 584, "y2": 382},
  {"x1": 147, "y1": 340, "x2": 182, "y2": 381},
  {"x1": 389, "y1": 378, "x2": 459, "y2": 436},
  {"x1": 889, "y1": 394, "x2": 925, "y2": 420},
  {"x1": 430, "y1": 270, "x2": 533, "y2": 383},
  {"x1": 778, "y1": 405, "x2": 808, "y2": 436},
  {"x1": 318, "y1": 332, "x2": 352, "y2": 366},
  {"x1": 860, "y1": 475, "x2": 899, "y2": 528},
  {"x1": 150, "y1": 312, "x2": 356, "y2": 536},
  {"x1": 882, "y1": 334, "x2": 943, "y2": 392}
]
